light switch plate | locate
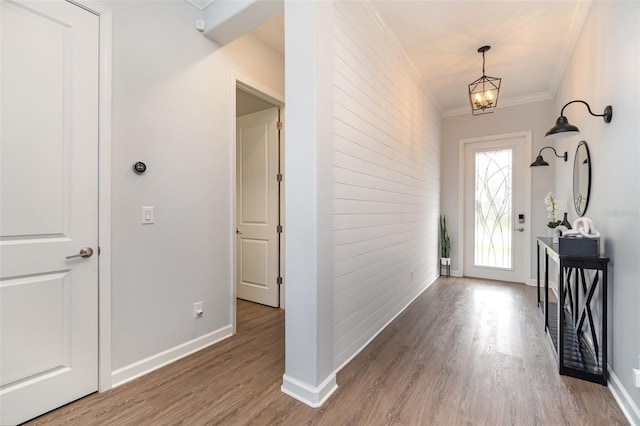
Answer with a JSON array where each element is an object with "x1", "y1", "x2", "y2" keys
[
  {"x1": 141, "y1": 206, "x2": 154, "y2": 224},
  {"x1": 194, "y1": 301, "x2": 203, "y2": 318}
]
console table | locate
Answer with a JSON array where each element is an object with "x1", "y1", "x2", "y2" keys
[{"x1": 536, "y1": 237, "x2": 609, "y2": 385}]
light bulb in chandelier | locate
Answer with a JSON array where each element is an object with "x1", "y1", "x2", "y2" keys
[{"x1": 473, "y1": 90, "x2": 495, "y2": 110}]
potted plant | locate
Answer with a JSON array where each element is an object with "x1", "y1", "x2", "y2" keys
[
  {"x1": 439, "y1": 214, "x2": 451, "y2": 266},
  {"x1": 544, "y1": 191, "x2": 562, "y2": 241}
]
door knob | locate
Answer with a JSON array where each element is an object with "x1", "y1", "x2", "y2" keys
[
  {"x1": 515, "y1": 227, "x2": 525, "y2": 232},
  {"x1": 236, "y1": 228, "x2": 242, "y2": 234},
  {"x1": 66, "y1": 247, "x2": 94, "y2": 259}
]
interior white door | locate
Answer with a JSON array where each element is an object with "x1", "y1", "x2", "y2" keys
[
  {"x1": 0, "y1": 1, "x2": 99, "y2": 424},
  {"x1": 236, "y1": 108, "x2": 280, "y2": 307},
  {"x1": 462, "y1": 135, "x2": 529, "y2": 283}
]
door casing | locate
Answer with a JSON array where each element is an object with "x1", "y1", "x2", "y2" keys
[
  {"x1": 0, "y1": 1, "x2": 112, "y2": 420},
  {"x1": 232, "y1": 75, "x2": 285, "y2": 332},
  {"x1": 72, "y1": 0, "x2": 113, "y2": 392},
  {"x1": 457, "y1": 131, "x2": 532, "y2": 282},
  {"x1": 236, "y1": 107, "x2": 280, "y2": 307}
]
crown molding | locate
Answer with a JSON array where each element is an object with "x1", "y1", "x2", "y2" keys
[
  {"x1": 185, "y1": 0, "x2": 215, "y2": 11},
  {"x1": 547, "y1": 0, "x2": 593, "y2": 98},
  {"x1": 441, "y1": 90, "x2": 554, "y2": 118}
]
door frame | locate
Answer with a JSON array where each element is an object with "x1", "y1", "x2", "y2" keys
[
  {"x1": 231, "y1": 74, "x2": 284, "y2": 333},
  {"x1": 71, "y1": 0, "x2": 113, "y2": 392},
  {"x1": 457, "y1": 131, "x2": 532, "y2": 282}
]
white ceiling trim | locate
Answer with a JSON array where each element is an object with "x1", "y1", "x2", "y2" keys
[
  {"x1": 546, "y1": 0, "x2": 593, "y2": 99},
  {"x1": 365, "y1": 2, "x2": 444, "y2": 113},
  {"x1": 442, "y1": 90, "x2": 554, "y2": 118},
  {"x1": 185, "y1": 0, "x2": 215, "y2": 11}
]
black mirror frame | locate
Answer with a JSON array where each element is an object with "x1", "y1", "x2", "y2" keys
[{"x1": 573, "y1": 141, "x2": 591, "y2": 217}]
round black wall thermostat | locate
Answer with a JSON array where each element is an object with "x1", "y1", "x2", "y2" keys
[{"x1": 133, "y1": 162, "x2": 147, "y2": 174}]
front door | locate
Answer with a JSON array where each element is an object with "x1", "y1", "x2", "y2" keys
[
  {"x1": 462, "y1": 134, "x2": 530, "y2": 283},
  {"x1": 236, "y1": 108, "x2": 280, "y2": 307},
  {"x1": 0, "y1": 1, "x2": 100, "y2": 424}
]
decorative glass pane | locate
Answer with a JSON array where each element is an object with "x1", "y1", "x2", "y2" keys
[{"x1": 474, "y1": 149, "x2": 513, "y2": 268}]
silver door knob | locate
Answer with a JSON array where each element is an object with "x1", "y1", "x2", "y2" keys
[
  {"x1": 515, "y1": 227, "x2": 524, "y2": 232},
  {"x1": 66, "y1": 247, "x2": 94, "y2": 259}
]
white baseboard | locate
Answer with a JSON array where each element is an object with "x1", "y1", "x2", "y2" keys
[
  {"x1": 111, "y1": 325, "x2": 233, "y2": 388},
  {"x1": 281, "y1": 373, "x2": 337, "y2": 408},
  {"x1": 281, "y1": 275, "x2": 439, "y2": 409},
  {"x1": 608, "y1": 366, "x2": 640, "y2": 426},
  {"x1": 334, "y1": 275, "x2": 438, "y2": 374}
]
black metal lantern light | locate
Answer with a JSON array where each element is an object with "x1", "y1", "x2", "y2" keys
[{"x1": 469, "y1": 45, "x2": 501, "y2": 115}]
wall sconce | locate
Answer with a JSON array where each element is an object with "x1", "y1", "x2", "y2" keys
[
  {"x1": 545, "y1": 100, "x2": 613, "y2": 138},
  {"x1": 530, "y1": 146, "x2": 568, "y2": 167}
]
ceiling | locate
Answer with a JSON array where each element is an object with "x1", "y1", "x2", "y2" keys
[
  {"x1": 250, "y1": 1, "x2": 591, "y2": 116},
  {"x1": 251, "y1": 13, "x2": 285, "y2": 56}
]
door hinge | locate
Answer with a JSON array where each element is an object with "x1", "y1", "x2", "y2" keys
[
  {"x1": 277, "y1": 276, "x2": 283, "y2": 285},
  {"x1": 277, "y1": 225, "x2": 283, "y2": 234},
  {"x1": 277, "y1": 173, "x2": 283, "y2": 182},
  {"x1": 277, "y1": 121, "x2": 283, "y2": 130}
]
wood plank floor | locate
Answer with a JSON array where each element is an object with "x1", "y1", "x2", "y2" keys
[{"x1": 26, "y1": 277, "x2": 628, "y2": 425}]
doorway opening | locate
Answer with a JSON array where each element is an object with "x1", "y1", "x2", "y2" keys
[
  {"x1": 458, "y1": 131, "x2": 532, "y2": 284},
  {"x1": 234, "y1": 82, "x2": 284, "y2": 322}
]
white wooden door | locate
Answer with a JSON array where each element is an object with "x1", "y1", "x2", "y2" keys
[
  {"x1": 462, "y1": 134, "x2": 530, "y2": 283},
  {"x1": 236, "y1": 108, "x2": 280, "y2": 307},
  {"x1": 0, "y1": 1, "x2": 99, "y2": 424}
]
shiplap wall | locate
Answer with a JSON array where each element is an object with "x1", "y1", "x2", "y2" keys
[{"x1": 333, "y1": 1, "x2": 441, "y2": 368}]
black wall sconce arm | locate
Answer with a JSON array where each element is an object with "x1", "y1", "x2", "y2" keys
[
  {"x1": 545, "y1": 100, "x2": 613, "y2": 138},
  {"x1": 530, "y1": 146, "x2": 568, "y2": 167}
]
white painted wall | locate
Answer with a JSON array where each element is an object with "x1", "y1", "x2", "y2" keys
[
  {"x1": 282, "y1": 0, "x2": 336, "y2": 407},
  {"x1": 104, "y1": 1, "x2": 284, "y2": 378},
  {"x1": 332, "y1": 1, "x2": 441, "y2": 369},
  {"x1": 441, "y1": 100, "x2": 556, "y2": 280},
  {"x1": 282, "y1": 0, "x2": 441, "y2": 405},
  {"x1": 551, "y1": 2, "x2": 640, "y2": 422}
]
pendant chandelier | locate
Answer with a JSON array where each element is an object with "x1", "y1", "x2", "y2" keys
[{"x1": 468, "y1": 45, "x2": 501, "y2": 115}]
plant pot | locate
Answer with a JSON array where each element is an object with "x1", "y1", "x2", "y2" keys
[{"x1": 440, "y1": 257, "x2": 451, "y2": 266}]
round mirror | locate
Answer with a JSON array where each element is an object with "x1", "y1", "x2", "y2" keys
[{"x1": 573, "y1": 141, "x2": 591, "y2": 216}]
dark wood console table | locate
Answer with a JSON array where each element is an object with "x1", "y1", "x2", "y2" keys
[{"x1": 536, "y1": 237, "x2": 609, "y2": 385}]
